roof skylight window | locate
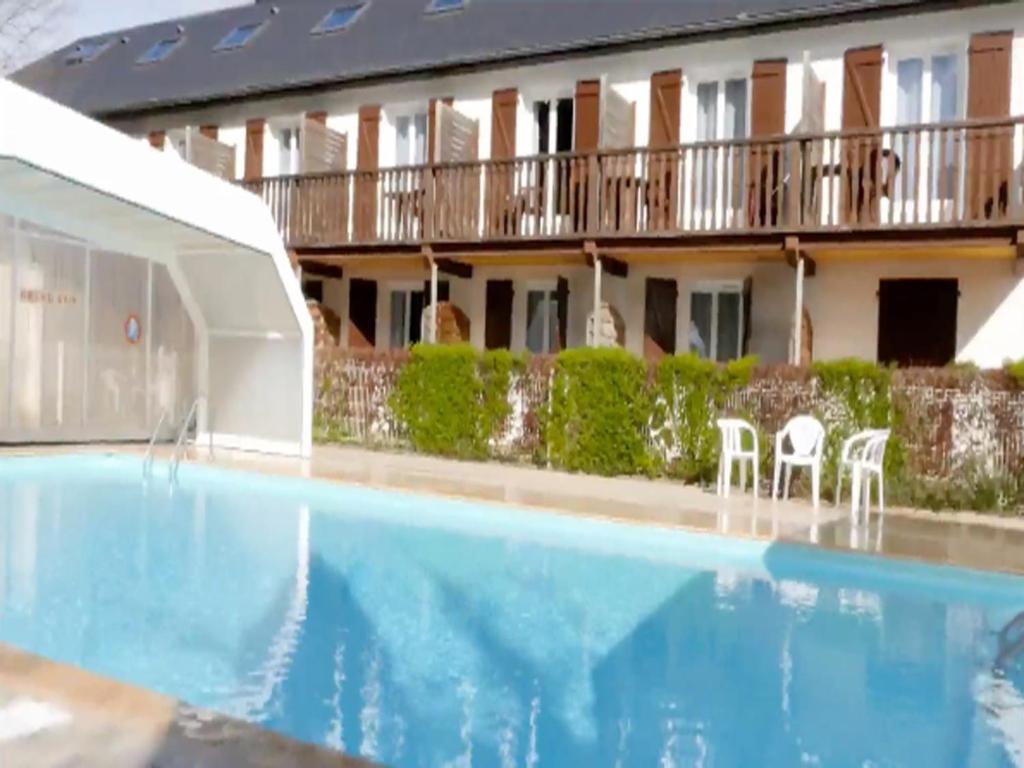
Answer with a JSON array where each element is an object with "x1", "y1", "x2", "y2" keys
[
  {"x1": 65, "y1": 39, "x2": 110, "y2": 65},
  {"x1": 137, "y1": 37, "x2": 183, "y2": 65},
  {"x1": 426, "y1": 0, "x2": 465, "y2": 13},
  {"x1": 215, "y1": 21, "x2": 265, "y2": 51},
  {"x1": 314, "y1": 4, "x2": 367, "y2": 34}
]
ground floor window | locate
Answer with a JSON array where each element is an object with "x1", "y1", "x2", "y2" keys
[
  {"x1": 526, "y1": 288, "x2": 560, "y2": 354},
  {"x1": 389, "y1": 280, "x2": 449, "y2": 349},
  {"x1": 877, "y1": 278, "x2": 957, "y2": 367},
  {"x1": 689, "y1": 282, "x2": 744, "y2": 362},
  {"x1": 301, "y1": 278, "x2": 323, "y2": 303}
]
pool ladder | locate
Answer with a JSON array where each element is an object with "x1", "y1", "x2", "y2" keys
[
  {"x1": 142, "y1": 409, "x2": 168, "y2": 478},
  {"x1": 169, "y1": 396, "x2": 209, "y2": 482}
]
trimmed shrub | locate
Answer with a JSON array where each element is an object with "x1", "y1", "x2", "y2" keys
[
  {"x1": 545, "y1": 347, "x2": 653, "y2": 476},
  {"x1": 391, "y1": 344, "x2": 486, "y2": 458}
]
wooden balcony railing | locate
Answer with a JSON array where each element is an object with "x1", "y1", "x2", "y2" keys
[{"x1": 242, "y1": 116, "x2": 1024, "y2": 249}]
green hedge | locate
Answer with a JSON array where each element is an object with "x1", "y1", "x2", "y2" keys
[
  {"x1": 390, "y1": 345, "x2": 523, "y2": 459},
  {"x1": 331, "y1": 344, "x2": 1024, "y2": 512},
  {"x1": 545, "y1": 348, "x2": 653, "y2": 476}
]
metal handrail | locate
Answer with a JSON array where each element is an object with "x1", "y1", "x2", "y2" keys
[
  {"x1": 170, "y1": 396, "x2": 205, "y2": 482},
  {"x1": 142, "y1": 409, "x2": 168, "y2": 478},
  {"x1": 996, "y1": 611, "x2": 1024, "y2": 670}
]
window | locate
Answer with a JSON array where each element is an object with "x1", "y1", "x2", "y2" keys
[
  {"x1": 426, "y1": 0, "x2": 465, "y2": 13},
  {"x1": 395, "y1": 113, "x2": 428, "y2": 166},
  {"x1": 689, "y1": 283, "x2": 744, "y2": 362},
  {"x1": 314, "y1": 4, "x2": 366, "y2": 34},
  {"x1": 137, "y1": 37, "x2": 182, "y2": 65},
  {"x1": 694, "y1": 78, "x2": 748, "y2": 220},
  {"x1": 533, "y1": 98, "x2": 573, "y2": 207},
  {"x1": 215, "y1": 21, "x2": 264, "y2": 51},
  {"x1": 65, "y1": 39, "x2": 109, "y2": 65},
  {"x1": 526, "y1": 289, "x2": 560, "y2": 354},
  {"x1": 389, "y1": 282, "x2": 448, "y2": 348},
  {"x1": 894, "y1": 53, "x2": 962, "y2": 201},
  {"x1": 278, "y1": 126, "x2": 302, "y2": 176}
]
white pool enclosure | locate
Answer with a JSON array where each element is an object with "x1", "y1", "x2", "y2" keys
[{"x1": 0, "y1": 79, "x2": 313, "y2": 456}]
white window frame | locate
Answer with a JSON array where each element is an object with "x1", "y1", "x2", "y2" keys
[
  {"x1": 523, "y1": 89, "x2": 575, "y2": 232},
  {"x1": 882, "y1": 41, "x2": 967, "y2": 223},
  {"x1": 274, "y1": 122, "x2": 303, "y2": 177},
  {"x1": 682, "y1": 68, "x2": 752, "y2": 231},
  {"x1": 688, "y1": 279, "x2": 745, "y2": 362},
  {"x1": 524, "y1": 280, "x2": 559, "y2": 355}
]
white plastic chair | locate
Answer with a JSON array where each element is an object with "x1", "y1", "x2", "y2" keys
[
  {"x1": 849, "y1": 430, "x2": 891, "y2": 522},
  {"x1": 716, "y1": 418, "x2": 760, "y2": 499},
  {"x1": 773, "y1": 415, "x2": 825, "y2": 507},
  {"x1": 836, "y1": 429, "x2": 885, "y2": 510}
]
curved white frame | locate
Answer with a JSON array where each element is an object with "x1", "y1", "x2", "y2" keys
[{"x1": 0, "y1": 78, "x2": 313, "y2": 457}]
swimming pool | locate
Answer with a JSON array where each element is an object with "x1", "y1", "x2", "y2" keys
[{"x1": 0, "y1": 455, "x2": 1020, "y2": 766}]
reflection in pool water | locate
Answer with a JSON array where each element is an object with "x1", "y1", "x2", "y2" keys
[{"x1": 0, "y1": 455, "x2": 1021, "y2": 767}]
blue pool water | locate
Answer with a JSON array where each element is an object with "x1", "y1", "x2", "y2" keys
[{"x1": 0, "y1": 456, "x2": 1021, "y2": 767}]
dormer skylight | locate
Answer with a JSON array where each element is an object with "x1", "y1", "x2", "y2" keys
[
  {"x1": 65, "y1": 39, "x2": 110, "y2": 66},
  {"x1": 313, "y1": 4, "x2": 367, "y2": 34},
  {"x1": 215, "y1": 21, "x2": 265, "y2": 51},
  {"x1": 425, "y1": 0, "x2": 466, "y2": 13},
  {"x1": 137, "y1": 37, "x2": 183, "y2": 65}
]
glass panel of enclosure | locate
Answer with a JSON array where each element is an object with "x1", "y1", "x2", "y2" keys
[{"x1": 0, "y1": 217, "x2": 195, "y2": 442}]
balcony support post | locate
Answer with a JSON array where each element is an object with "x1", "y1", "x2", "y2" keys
[
  {"x1": 1015, "y1": 231, "x2": 1024, "y2": 275},
  {"x1": 429, "y1": 256, "x2": 439, "y2": 345},
  {"x1": 592, "y1": 253, "x2": 603, "y2": 348}
]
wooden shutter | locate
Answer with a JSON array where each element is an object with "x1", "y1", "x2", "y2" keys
[
  {"x1": 355, "y1": 106, "x2": 380, "y2": 240},
  {"x1": 485, "y1": 280, "x2": 514, "y2": 350},
  {"x1": 841, "y1": 46, "x2": 883, "y2": 224},
  {"x1": 967, "y1": 31, "x2": 1013, "y2": 220},
  {"x1": 643, "y1": 278, "x2": 678, "y2": 359},
  {"x1": 555, "y1": 276, "x2": 570, "y2": 351},
  {"x1": 490, "y1": 88, "x2": 517, "y2": 160},
  {"x1": 842, "y1": 46, "x2": 882, "y2": 130},
  {"x1": 244, "y1": 118, "x2": 265, "y2": 182},
  {"x1": 348, "y1": 278, "x2": 378, "y2": 350},
  {"x1": 199, "y1": 125, "x2": 218, "y2": 140},
  {"x1": 148, "y1": 131, "x2": 166, "y2": 151},
  {"x1": 489, "y1": 88, "x2": 518, "y2": 236},
  {"x1": 574, "y1": 79, "x2": 601, "y2": 152},
  {"x1": 648, "y1": 70, "x2": 681, "y2": 148},
  {"x1": 307, "y1": 111, "x2": 327, "y2": 126},
  {"x1": 647, "y1": 70, "x2": 682, "y2": 232},
  {"x1": 751, "y1": 60, "x2": 787, "y2": 137},
  {"x1": 749, "y1": 60, "x2": 787, "y2": 227},
  {"x1": 428, "y1": 96, "x2": 455, "y2": 163}
]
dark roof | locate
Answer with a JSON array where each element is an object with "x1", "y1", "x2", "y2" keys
[{"x1": 15, "y1": 0, "x2": 947, "y2": 118}]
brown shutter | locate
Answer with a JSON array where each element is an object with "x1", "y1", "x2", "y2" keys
[
  {"x1": 841, "y1": 46, "x2": 883, "y2": 224},
  {"x1": 643, "y1": 278, "x2": 678, "y2": 359},
  {"x1": 967, "y1": 31, "x2": 1013, "y2": 220},
  {"x1": 148, "y1": 131, "x2": 166, "y2": 150},
  {"x1": 749, "y1": 60, "x2": 787, "y2": 227},
  {"x1": 355, "y1": 105, "x2": 380, "y2": 240},
  {"x1": 348, "y1": 278, "x2": 378, "y2": 350},
  {"x1": 199, "y1": 125, "x2": 218, "y2": 140},
  {"x1": 555, "y1": 276, "x2": 570, "y2": 351},
  {"x1": 484, "y1": 280, "x2": 514, "y2": 350},
  {"x1": 751, "y1": 60, "x2": 787, "y2": 137},
  {"x1": 648, "y1": 69, "x2": 681, "y2": 148},
  {"x1": 647, "y1": 70, "x2": 682, "y2": 231},
  {"x1": 574, "y1": 79, "x2": 601, "y2": 152},
  {"x1": 842, "y1": 46, "x2": 883, "y2": 130},
  {"x1": 428, "y1": 96, "x2": 455, "y2": 163},
  {"x1": 490, "y1": 88, "x2": 518, "y2": 161},
  {"x1": 244, "y1": 118, "x2": 265, "y2": 182},
  {"x1": 489, "y1": 88, "x2": 518, "y2": 235},
  {"x1": 306, "y1": 111, "x2": 327, "y2": 125}
]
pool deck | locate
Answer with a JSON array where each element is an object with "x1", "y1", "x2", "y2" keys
[{"x1": 1, "y1": 442, "x2": 1023, "y2": 766}]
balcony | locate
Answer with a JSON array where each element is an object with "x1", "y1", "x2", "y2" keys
[{"x1": 242, "y1": 116, "x2": 1024, "y2": 252}]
